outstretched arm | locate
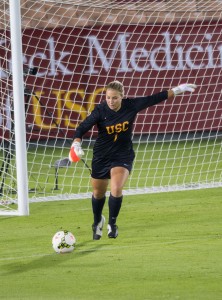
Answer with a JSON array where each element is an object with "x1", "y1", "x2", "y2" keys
[
  {"x1": 168, "y1": 89, "x2": 175, "y2": 98},
  {"x1": 168, "y1": 83, "x2": 197, "y2": 98}
]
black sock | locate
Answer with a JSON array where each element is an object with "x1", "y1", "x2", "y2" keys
[
  {"x1": 108, "y1": 194, "x2": 123, "y2": 226},
  {"x1": 92, "y1": 195, "x2": 106, "y2": 225}
]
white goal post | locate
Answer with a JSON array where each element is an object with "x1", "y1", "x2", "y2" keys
[
  {"x1": 0, "y1": 0, "x2": 222, "y2": 215},
  {"x1": 0, "y1": 0, "x2": 29, "y2": 216}
]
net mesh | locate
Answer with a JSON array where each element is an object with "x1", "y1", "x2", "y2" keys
[{"x1": 1, "y1": 0, "x2": 222, "y2": 213}]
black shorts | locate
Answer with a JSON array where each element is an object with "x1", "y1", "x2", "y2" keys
[{"x1": 91, "y1": 155, "x2": 135, "y2": 179}]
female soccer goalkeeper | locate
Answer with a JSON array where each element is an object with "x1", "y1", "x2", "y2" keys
[{"x1": 69, "y1": 81, "x2": 197, "y2": 240}]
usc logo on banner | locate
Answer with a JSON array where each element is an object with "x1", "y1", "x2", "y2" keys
[{"x1": 31, "y1": 87, "x2": 105, "y2": 130}]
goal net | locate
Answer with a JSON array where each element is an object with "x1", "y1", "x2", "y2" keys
[{"x1": 1, "y1": 0, "x2": 222, "y2": 215}]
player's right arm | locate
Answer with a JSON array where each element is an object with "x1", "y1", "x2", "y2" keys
[{"x1": 69, "y1": 106, "x2": 100, "y2": 162}]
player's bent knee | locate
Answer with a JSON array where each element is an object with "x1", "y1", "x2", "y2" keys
[
  {"x1": 93, "y1": 189, "x2": 107, "y2": 199},
  {"x1": 110, "y1": 186, "x2": 123, "y2": 198}
]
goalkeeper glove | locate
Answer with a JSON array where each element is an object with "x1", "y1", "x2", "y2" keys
[
  {"x1": 69, "y1": 141, "x2": 84, "y2": 162},
  {"x1": 172, "y1": 83, "x2": 197, "y2": 96}
]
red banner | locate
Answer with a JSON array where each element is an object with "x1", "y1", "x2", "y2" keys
[{"x1": 1, "y1": 21, "x2": 222, "y2": 141}]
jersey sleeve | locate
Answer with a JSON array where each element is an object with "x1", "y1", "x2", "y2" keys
[
  {"x1": 132, "y1": 90, "x2": 168, "y2": 112},
  {"x1": 73, "y1": 106, "x2": 100, "y2": 139}
]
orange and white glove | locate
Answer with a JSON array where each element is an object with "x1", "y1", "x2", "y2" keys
[
  {"x1": 172, "y1": 83, "x2": 197, "y2": 96},
  {"x1": 69, "y1": 141, "x2": 84, "y2": 162}
]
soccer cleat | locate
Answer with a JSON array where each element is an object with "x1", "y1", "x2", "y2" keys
[
  {"x1": 92, "y1": 215, "x2": 105, "y2": 240},
  {"x1": 107, "y1": 224, "x2": 118, "y2": 239}
]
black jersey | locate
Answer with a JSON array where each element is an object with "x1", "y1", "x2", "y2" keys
[{"x1": 74, "y1": 90, "x2": 168, "y2": 159}]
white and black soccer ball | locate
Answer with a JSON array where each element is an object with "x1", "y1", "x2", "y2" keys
[{"x1": 52, "y1": 230, "x2": 76, "y2": 254}]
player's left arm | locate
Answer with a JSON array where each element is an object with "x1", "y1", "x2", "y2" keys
[
  {"x1": 169, "y1": 83, "x2": 197, "y2": 98},
  {"x1": 134, "y1": 83, "x2": 197, "y2": 112}
]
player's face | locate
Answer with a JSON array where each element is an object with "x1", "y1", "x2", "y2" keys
[{"x1": 106, "y1": 88, "x2": 123, "y2": 112}]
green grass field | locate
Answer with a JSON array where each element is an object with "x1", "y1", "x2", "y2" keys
[
  {"x1": 1, "y1": 188, "x2": 222, "y2": 299},
  {"x1": 1, "y1": 140, "x2": 222, "y2": 200}
]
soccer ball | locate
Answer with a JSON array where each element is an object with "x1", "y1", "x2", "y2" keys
[{"x1": 52, "y1": 230, "x2": 76, "y2": 254}]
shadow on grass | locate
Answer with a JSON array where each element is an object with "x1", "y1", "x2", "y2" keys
[{"x1": 1, "y1": 240, "x2": 109, "y2": 275}]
